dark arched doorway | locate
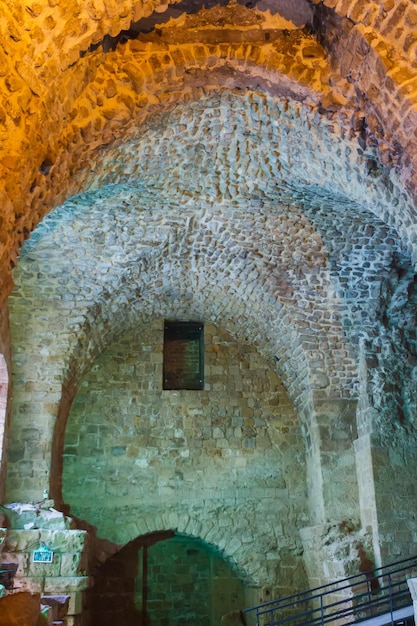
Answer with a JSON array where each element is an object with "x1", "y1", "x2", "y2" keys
[{"x1": 87, "y1": 531, "x2": 245, "y2": 625}]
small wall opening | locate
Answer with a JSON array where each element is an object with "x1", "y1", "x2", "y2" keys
[
  {"x1": 163, "y1": 321, "x2": 204, "y2": 390},
  {"x1": 87, "y1": 531, "x2": 246, "y2": 626}
]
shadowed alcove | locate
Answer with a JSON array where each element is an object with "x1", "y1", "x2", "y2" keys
[{"x1": 87, "y1": 531, "x2": 245, "y2": 626}]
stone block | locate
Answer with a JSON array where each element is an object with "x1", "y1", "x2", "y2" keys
[
  {"x1": 6, "y1": 529, "x2": 42, "y2": 551},
  {"x1": 40, "y1": 530, "x2": 88, "y2": 554},
  {"x1": 3, "y1": 504, "x2": 73, "y2": 531},
  {"x1": 67, "y1": 591, "x2": 83, "y2": 615},
  {"x1": 43, "y1": 576, "x2": 92, "y2": 593},
  {"x1": 60, "y1": 553, "x2": 82, "y2": 577},
  {"x1": 28, "y1": 554, "x2": 61, "y2": 578},
  {"x1": 11, "y1": 575, "x2": 45, "y2": 594}
]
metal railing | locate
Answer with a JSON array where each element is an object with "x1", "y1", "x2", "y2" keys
[{"x1": 243, "y1": 556, "x2": 417, "y2": 626}]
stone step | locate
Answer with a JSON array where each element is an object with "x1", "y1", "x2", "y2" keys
[{"x1": 41, "y1": 595, "x2": 70, "y2": 621}]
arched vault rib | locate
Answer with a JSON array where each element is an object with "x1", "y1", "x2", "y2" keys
[
  {"x1": 12, "y1": 183, "x2": 351, "y2": 404},
  {"x1": 27, "y1": 34, "x2": 345, "y2": 216},
  {"x1": 2, "y1": 0, "x2": 417, "y2": 300}
]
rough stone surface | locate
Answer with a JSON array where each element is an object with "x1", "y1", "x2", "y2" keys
[
  {"x1": 1, "y1": 0, "x2": 417, "y2": 617},
  {"x1": 0, "y1": 0, "x2": 417, "y2": 297},
  {"x1": 1, "y1": 503, "x2": 75, "y2": 531},
  {"x1": 61, "y1": 320, "x2": 307, "y2": 589}
]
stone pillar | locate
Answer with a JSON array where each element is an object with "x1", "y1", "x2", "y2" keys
[
  {"x1": 353, "y1": 343, "x2": 381, "y2": 568},
  {"x1": 368, "y1": 438, "x2": 417, "y2": 564},
  {"x1": 301, "y1": 396, "x2": 374, "y2": 603},
  {"x1": 315, "y1": 399, "x2": 359, "y2": 521},
  {"x1": 354, "y1": 434, "x2": 381, "y2": 567},
  {"x1": 300, "y1": 521, "x2": 373, "y2": 588},
  {"x1": 300, "y1": 521, "x2": 374, "y2": 626}
]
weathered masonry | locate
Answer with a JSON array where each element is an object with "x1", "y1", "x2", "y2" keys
[{"x1": 1, "y1": 0, "x2": 417, "y2": 624}]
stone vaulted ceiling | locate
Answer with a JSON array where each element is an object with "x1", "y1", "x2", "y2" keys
[
  {"x1": 9, "y1": 90, "x2": 415, "y2": 408},
  {"x1": 4, "y1": 0, "x2": 417, "y2": 509}
]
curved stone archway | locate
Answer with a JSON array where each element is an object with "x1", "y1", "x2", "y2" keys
[
  {"x1": 2, "y1": 0, "x2": 417, "y2": 298},
  {"x1": 88, "y1": 530, "x2": 253, "y2": 626},
  {"x1": 8, "y1": 89, "x2": 417, "y2": 538},
  {"x1": 60, "y1": 319, "x2": 308, "y2": 593}
]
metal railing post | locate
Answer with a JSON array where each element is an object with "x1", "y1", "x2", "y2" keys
[
  {"x1": 320, "y1": 591, "x2": 325, "y2": 626},
  {"x1": 388, "y1": 573, "x2": 394, "y2": 625}
]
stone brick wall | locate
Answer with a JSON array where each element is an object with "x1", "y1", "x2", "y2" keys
[
  {"x1": 0, "y1": 502, "x2": 91, "y2": 625},
  {"x1": 61, "y1": 320, "x2": 308, "y2": 593},
  {"x1": 4, "y1": 529, "x2": 90, "y2": 595},
  {"x1": 370, "y1": 440, "x2": 417, "y2": 563}
]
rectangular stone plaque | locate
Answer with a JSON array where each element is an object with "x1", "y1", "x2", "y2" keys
[{"x1": 163, "y1": 321, "x2": 204, "y2": 390}]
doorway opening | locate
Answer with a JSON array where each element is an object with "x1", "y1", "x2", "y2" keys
[{"x1": 87, "y1": 530, "x2": 245, "y2": 626}]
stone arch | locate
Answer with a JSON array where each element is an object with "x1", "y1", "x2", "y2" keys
[
  {"x1": 311, "y1": 2, "x2": 417, "y2": 200},
  {"x1": 2, "y1": 0, "x2": 417, "y2": 601},
  {"x1": 118, "y1": 514, "x2": 262, "y2": 587},
  {"x1": 85, "y1": 506, "x2": 289, "y2": 588},
  {"x1": 10, "y1": 183, "x2": 358, "y2": 504},
  {"x1": 56, "y1": 319, "x2": 308, "y2": 597},
  {"x1": 3, "y1": 6, "x2": 417, "y2": 295},
  {"x1": 9, "y1": 84, "x2": 417, "y2": 523},
  {"x1": 88, "y1": 528, "x2": 254, "y2": 626}
]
